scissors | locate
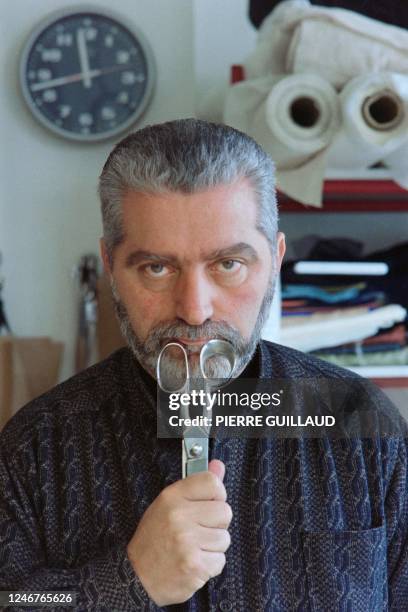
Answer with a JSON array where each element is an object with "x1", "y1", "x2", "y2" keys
[{"x1": 157, "y1": 339, "x2": 236, "y2": 478}]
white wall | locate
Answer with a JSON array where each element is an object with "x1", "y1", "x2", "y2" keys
[
  {"x1": 1, "y1": 0, "x2": 195, "y2": 381},
  {"x1": 193, "y1": 0, "x2": 256, "y2": 101}
]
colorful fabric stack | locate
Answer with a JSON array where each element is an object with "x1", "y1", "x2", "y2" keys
[{"x1": 280, "y1": 239, "x2": 408, "y2": 367}]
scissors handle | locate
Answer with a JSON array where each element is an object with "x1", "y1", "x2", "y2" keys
[{"x1": 157, "y1": 340, "x2": 235, "y2": 478}]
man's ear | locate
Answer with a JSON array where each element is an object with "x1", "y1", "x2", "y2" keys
[
  {"x1": 100, "y1": 237, "x2": 112, "y2": 278},
  {"x1": 275, "y1": 232, "x2": 286, "y2": 271}
]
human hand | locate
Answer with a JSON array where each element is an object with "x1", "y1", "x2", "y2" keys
[{"x1": 126, "y1": 459, "x2": 232, "y2": 606}]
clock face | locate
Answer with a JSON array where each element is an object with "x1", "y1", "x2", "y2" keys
[{"x1": 20, "y1": 7, "x2": 155, "y2": 141}]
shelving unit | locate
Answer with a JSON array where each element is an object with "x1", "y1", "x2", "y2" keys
[{"x1": 279, "y1": 177, "x2": 408, "y2": 388}]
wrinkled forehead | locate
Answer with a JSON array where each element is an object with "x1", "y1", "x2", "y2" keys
[{"x1": 119, "y1": 180, "x2": 265, "y2": 255}]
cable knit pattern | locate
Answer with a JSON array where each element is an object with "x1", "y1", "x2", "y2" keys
[{"x1": 0, "y1": 341, "x2": 407, "y2": 611}]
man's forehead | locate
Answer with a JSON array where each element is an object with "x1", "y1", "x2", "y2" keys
[
  {"x1": 122, "y1": 177, "x2": 257, "y2": 210},
  {"x1": 118, "y1": 179, "x2": 268, "y2": 261}
]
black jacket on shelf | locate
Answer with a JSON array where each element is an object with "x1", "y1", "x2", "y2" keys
[{"x1": 249, "y1": 0, "x2": 408, "y2": 29}]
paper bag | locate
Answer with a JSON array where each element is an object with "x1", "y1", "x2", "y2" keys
[{"x1": 0, "y1": 337, "x2": 63, "y2": 431}]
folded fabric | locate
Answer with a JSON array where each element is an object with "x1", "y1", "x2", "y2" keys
[
  {"x1": 281, "y1": 304, "x2": 407, "y2": 352},
  {"x1": 363, "y1": 323, "x2": 407, "y2": 346},
  {"x1": 287, "y1": 17, "x2": 408, "y2": 89},
  {"x1": 282, "y1": 299, "x2": 309, "y2": 308},
  {"x1": 384, "y1": 141, "x2": 408, "y2": 189},
  {"x1": 311, "y1": 324, "x2": 408, "y2": 350},
  {"x1": 313, "y1": 346, "x2": 408, "y2": 367},
  {"x1": 282, "y1": 283, "x2": 364, "y2": 303},
  {"x1": 249, "y1": 0, "x2": 408, "y2": 30},
  {"x1": 282, "y1": 300, "x2": 383, "y2": 317},
  {"x1": 245, "y1": 0, "x2": 408, "y2": 88},
  {"x1": 282, "y1": 304, "x2": 372, "y2": 323},
  {"x1": 314, "y1": 342, "x2": 404, "y2": 356}
]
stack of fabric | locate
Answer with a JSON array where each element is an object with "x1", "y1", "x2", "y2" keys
[
  {"x1": 312, "y1": 323, "x2": 408, "y2": 367},
  {"x1": 280, "y1": 238, "x2": 408, "y2": 367}
]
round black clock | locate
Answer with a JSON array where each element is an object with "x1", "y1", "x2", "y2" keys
[{"x1": 19, "y1": 6, "x2": 156, "y2": 142}]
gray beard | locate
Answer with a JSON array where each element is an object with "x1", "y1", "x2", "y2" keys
[{"x1": 110, "y1": 276, "x2": 276, "y2": 384}]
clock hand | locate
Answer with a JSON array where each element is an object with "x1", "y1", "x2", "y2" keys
[
  {"x1": 30, "y1": 65, "x2": 135, "y2": 92},
  {"x1": 76, "y1": 28, "x2": 92, "y2": 88},
  {"x1": 31, "y1": 71, "x2": 98, "y2": 91}
]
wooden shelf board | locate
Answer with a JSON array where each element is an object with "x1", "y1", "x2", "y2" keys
[
  {"x1": 279, "y1": 180, "x2": 408, "y2": 213},
  {"x1": 345, "y1": 366, "x2": 408, "y2": 388}
]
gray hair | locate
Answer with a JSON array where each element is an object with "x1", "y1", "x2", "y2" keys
[{"x1": 98, "y1": 118, "x2": 278, "y2": 264}]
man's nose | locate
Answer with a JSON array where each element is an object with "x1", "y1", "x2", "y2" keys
[{"x1": 174, "y1": 269, "x2": 214, "y2": 326}]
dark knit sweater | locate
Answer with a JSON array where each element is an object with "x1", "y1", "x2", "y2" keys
[{"x1": 0, "y1": 341, "x2": 407, "y2": 611}]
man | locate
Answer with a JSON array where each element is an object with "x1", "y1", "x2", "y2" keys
[{"x1": 0, "y1": 119, "x2": 407, "y2": 611}]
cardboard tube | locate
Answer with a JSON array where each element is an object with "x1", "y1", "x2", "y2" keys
[{"x1": 362, "y1": 89, "x2": 404, "y2": 131}]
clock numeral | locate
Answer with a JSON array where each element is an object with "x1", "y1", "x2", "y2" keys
[
  {"x1": 41, "y1": 49, "x2": 62, "y2": 62},
  {"x1": 85, "y1": 27, "x2": 97, "y2": 41},
  {"x1": 117, "y1": 91, "x2": 129, "y2": 104},
  {"x1": 116, "y1": 50, "x2": 130, "y2": 64},
  {"x1": 101, "y1": 107, "x2": 116, "y2": 121},
  {"x1": 59, "y1": 105, "x2": 71, "y2": 118},
  {"x1": 38, "y1": 69, "x2": 52, "y2": 81},
  {"x1": 79, "y1": 113, "x2": 93, "y2": 126},
  {"x1": 43, "y1": 89, "x2": 57, "y2": 102},
  {"x1": 56, "y1": 33, "x2": 73, "y2": 46},
  {"x1": 121, "y1": 72, "x2": 145, "y2": 86},
  {"x1": 104, "y1": 34, "x2": 114, "y2": 48}
]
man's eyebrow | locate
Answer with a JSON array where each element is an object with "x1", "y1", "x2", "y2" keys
[
  {"x1": 206, "y1": 242, "x2": 259, "y2": 262},
  {"x1": 124, "y1": 250, "x2": 178, "y2": 267},
  {"x1": 124, "y1": 243, "x2": 259, "y2": 267}
]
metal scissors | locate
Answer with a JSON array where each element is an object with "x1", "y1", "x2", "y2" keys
[{"x1": 157, "y1": 339, "x2": 236, "y2": 478}]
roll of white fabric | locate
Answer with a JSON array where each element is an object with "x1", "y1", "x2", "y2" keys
[
  {"x1": 287, "y1": 19, "x2": 408, "y2": 90},
  {"x1": 327, "y1": 73, "x2": 408, "y2": 171},
  {"x1": 224, "y1": 73, "x2": 339, "y2": 206},
  {"x1": 245, "y1": 0, "x2": 408, "y2": 88},
  {"x1": 384, "y1": 142, "x2": 408, "y2": 189}
]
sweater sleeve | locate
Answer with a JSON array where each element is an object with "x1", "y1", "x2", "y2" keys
[
  {"x1": 0, "y1": 431, "x2": 158, "y2": 611},
  {"x1": 385, "y1": 436, "x2": 408, "y2": 611}
]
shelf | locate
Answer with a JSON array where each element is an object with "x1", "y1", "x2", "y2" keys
[
  {"x1": 346, "y1": 366, "x2": 408, "y2": 388},
  {"x1": 279, "y1": 180, "x2": 408, "y2": 213}
]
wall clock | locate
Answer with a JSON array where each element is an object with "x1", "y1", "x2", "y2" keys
[{"x1": 19, "y1": 6, "x2": 156, "y2": 142}]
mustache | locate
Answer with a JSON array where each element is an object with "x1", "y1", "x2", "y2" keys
[
  {"x1": 144, "y1": 319, "x2": 248, "y2": 357},
  {"x1": 111, "y1": 288, "x2": 246, "y2": 353},
  {"x1": 145, "y1": 320, "x2": 241, "y2": 343}
]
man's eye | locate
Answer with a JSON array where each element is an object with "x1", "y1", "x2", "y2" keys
[
  {"x1": 217, "y1": 259, "x2": 242, "y2": 273},
  {"x1": 144, "y1": 263, "x2": 169, "y2": 278}
]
